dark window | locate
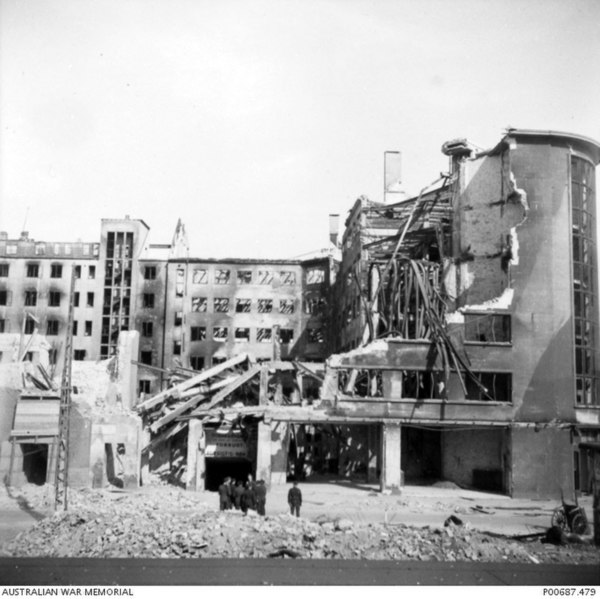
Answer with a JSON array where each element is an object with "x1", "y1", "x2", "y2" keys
[
  {"x1": 0, "y1": 319, "x2": 5, "y2": 333},
  {"x1": 47, "y1": 320, "x2": 59, "y2": 335},
  {"x1": 304, "y1": 295, "x2": 324, "y2": 314},
  {"x1": 214, "y1": 298, "x2": 230, "y2": 312},
  {"x1": 50, "y1": 264, "x2": 63, "y2": 278},
  {"x1": 192, "y1": 297, "x2": 208, "y2": 312},
  {"x1": 24, "y1": 319, "x2": 35, "y2": 334},
  {"x1": 190, "y1": 355, "x2": 205, "y2": 370},
  {"x1": 464, "y1": 313, "x2": 511, "y2": 343},
  {"x1": 215, "y1": 269, "x2": 230, "y2": 284},
  {"x1": 143, "y1": 294, "x2": 155, "y2": 308},
  {"x1": 144, "y1": 266, "x2": 157, "y2": 280},
  {"x1": 48, "y1": 291, "x2": 61, "y2": 307},
  {"x1": 237, "y1": 270, "x2": 252, "y2": 284},
  {"x1": 87, "y1": 292, "x2": 94, "y2": 307},
  {"x1": 191, "y1": 326, "x2": 206, "y2": 341},
  {"x1": 24, "y1": 291, "x2": 37, "y2": 306},
  {"x1": 26, "y1": 264, "x2": 39, "y2": 278},
  {"x1": 173, "y1": 341, "x2": 181, "y2": 355},
  {"x1": 213, "y1": 327, "x2": 228, "y2": 341},
  {"x1": 74, "y1": 265, "x2": 82, "y2": 279},
  {"x1": 174, "y1": 311, "x2": 183, "y2": 326},
  {"x1": 139, "y1": 380, "x2": 151, "y2": 395},
  {"x1": 73, "y1": 321, "x2": 78, "y2": 336},
  {"x1": 0, "y1": 264, "x2": 9, "y2": 277},
  {"x1": 235, "y1": 327, "x2": 250, "y2": 341},
  {"x1": 88, "y1": 265, "x2": 96, "y2": 279},
  {"x1": 279, "y1": 299, "x2": 295, "y2": 314},
  {"x1": 279, "y1": 328, "x2": 294, "y2": 344},
  {"x1": 308, "y1": 326, "x2": 324, "y2": 343},
  {"x1": 142, "y1": 321, "x2": 153, "y2": 337},
  {"x1": 236, "y1": 299, "x2": 251, "y2": 313},
  {"x1": 465, "y1": 372, "x2": 512, "y2": 402},
  {"x1": 73, "y1": 350, "x2": 86, "y2": 361},
  {"x1": 85, "y1": 321, "x2": 93, "y2": 336},
  {"x1": 280, "y1": 271, "x2": 296, "y2": 285},
  {"x1": 49, "y1": 349, "x2": 57, "y2": 365},
  {"x1": 257, "y1": 328, "x2": 272, "y2": 343},
  {"x1": 0, "y1": 290, "x2": 9, "y2": 306},
  {"x1": 192, "y1": 269, "x2": 208, "y2": 284},
  {"x1": 213, "y1": 356, "x2": 226, "y2": 365},
  {"x1": 258, "y1": 299, "x2": 273, "y2": 313},
  {"x1": 140, "y1": 350, "x2": 152, "y2": 365},
  {"x1": 74, "y1": 292, "x2": 80, "y2": 307}
]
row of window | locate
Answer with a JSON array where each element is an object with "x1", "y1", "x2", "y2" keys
[
  {"x1": 1, "y1": 318, "x2": 94, "y2": 336},
  {"x1": 0, "y1": 263, "x2": 96, "y2": 279},
  {"x1": 0, "y1": 290, "x2": 95, "y2": 308},
  {"x1": 1, "y1": 243, "x2": 99, "y2": 257}
]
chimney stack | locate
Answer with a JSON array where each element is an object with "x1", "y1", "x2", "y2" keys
[{"x1": 329, "y1": 214, "x2": 340, "y2": 247}]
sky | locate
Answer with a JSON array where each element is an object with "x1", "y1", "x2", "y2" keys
[{"x1": 1, "y1": 0, "x2": 599, "y2": 259}]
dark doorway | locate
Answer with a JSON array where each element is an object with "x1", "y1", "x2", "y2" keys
[
  {"x1": 401, "y1": 427, "x2": 442, "y2": 483},
  {"x1": 204, "y1": 458, "x2": 253, "y2": 491},
  {"x1": 21, "y1": 444, "x2": 48, "y2": 485},
  {"x1": 105, "y1": 443, "x2": 125, "y2": 488}
]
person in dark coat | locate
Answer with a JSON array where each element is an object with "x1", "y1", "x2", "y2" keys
[
  {"x1": 288, "y1": 481, "x2": 302, "y2": 517},
  {"x1": 233, "y1": 480, "x2": 245, "y2": 510},
  {"x1": 241, "y1": 481, "x2": 256, "y2": 515},
  {"x1": 255, "y1": 480, "x2": 267, "y2": 516},
  {"x1": 226, "y1": 478, "x2": 235, "y2": 510},
  {"x1": 218, "y1": 477, "x2": 231, "y2": 511}
]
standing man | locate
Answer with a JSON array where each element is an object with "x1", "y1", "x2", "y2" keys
[
  {"x1": 233, "y1": 480, "x2": 245, "y2": 510},
  {"x1": 241, "y1": 481, "x2": 256, "y2": 516},
  {"x1": 255, "y1": 480, "x2": 267, "y2": 516},
  {"x1": 218, "y1": 477, "x2": 230, "y2": 511},
  {"x1": 288, "y1": 481, "x2": 302, "y2": 517}
]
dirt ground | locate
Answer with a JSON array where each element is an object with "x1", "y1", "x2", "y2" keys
[{"x1": 0, "y1": 478, "x2": 598, "y2": 564}]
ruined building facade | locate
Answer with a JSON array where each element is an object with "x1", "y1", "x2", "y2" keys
[{"x1": 0, "y1": 128, "x2": 598, "y2": 499}]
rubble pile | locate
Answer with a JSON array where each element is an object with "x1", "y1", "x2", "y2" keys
[{"x1": 1, "y1": 487, "x2": 598, "y2": 564}]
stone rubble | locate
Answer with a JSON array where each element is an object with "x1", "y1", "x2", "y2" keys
[{"x1": 0, "y1": 485, "x2": 598, "y2": 564}]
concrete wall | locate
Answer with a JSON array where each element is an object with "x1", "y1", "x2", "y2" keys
[
  {"x1": 511, "y1": 427, "x2": 573, "y2": 499},
  {"x1": 442, "y1": 428, "x2": 506, "y2": 490}
]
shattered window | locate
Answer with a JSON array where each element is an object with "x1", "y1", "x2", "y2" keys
[
  {"x1": 279, "y1": 328, "x2": 294, "y2": 344},
  {"x1": 144, "y1": 266, "x2": 156, "y2": 280},
  {"x1": 142, "y1": 321, "x2": 153, "y2": 337},
  {"x1": 46, "y1": 320, "x2": 59, "y2": 335},
  {"x1": 214, "y1": 298, "x2": 230, "y2": 312},
  {"x1": 24, "y1": 291, "x2": 37, "y2": 306},
  {"x1": 464, "y1": 313, "x2": 511, "y2": 343},
  {"x1": 74, "y1": 265, "x2": 82, "y2": 279},
  {"x1": 0, "y1": 291, "x2": 9, "y2": 306},
  {"x1": 215, "y1": 269, "x2": 230, "y2": 285},
  {"x1": 140, "y1": 351, "x2": 152, "y2": 365},
  {"x1": 74, "y1": 350, "x2": 86, "y2": 361},
  {"x1": 236, "y1": 299, "x2": 251, "y2": 313},
  {"x1": 0, "y1": 264, "x2": 8, "y2": 277},
  {"x1": 190, "y1": 355, "x2": 205, "y2": 370},
  {"x1": 174, "y1": 311, "x2": 183, "y2": 326},
  {"x1": 139, "y1": 380, "x2": 151, "y2": 395},
  {"x1": 89, "y1": 265, "x2": 96, "y2": 279},
  {"x1": 280, "y1": 271, "x2": 296, "y2": 285},
  {"x1": 191, "y1": 326, "x2": 206, "y2": 341},
  {"x1": 465, "y1": 372, "x2": 511, "y2": 403},
  {"x1": 85, "y1": 321, "x2": 93, "y2": 336},
  {"x1": 237, "y1": 270, "x2": 252, "y2": 284},
  {"x1": 24, "y1": 319, "x2": 35, "y2": 334},
  {"x1": 87, "y1": 292, "x2": 95, "y2": 307},
  {"x1": 308, "y1": 326, "x2": 324, "y2": 343},
  {"x1": 48, "y1": 291, "x2": 61, "y2": 307},
  {"x1": 192, "y1": 296, "x2": 208, "y2": 312},
  {"x1": 176, "y1": 268, "x2": 185, "y2": 297},
  {"x1": 143, "y1": 293, "x2": 155, "y2": 308},
  {"x1": 50, "y1": 264, "x2": 63, "y2": 278},
  {"x1": 192, "y1": 269, "x2": 208, "y2": 284},
  {"x1": 258, "y1": 270, "x2": 273, "y2": 285},
  {"x1": 235, "y1": 327, "x2": 250, "y2": 341},
  {"x1": 304, "y1": 295, "x2": 324, "y2": 314},
  {"x1": 213, "y1": 327, "x2": 228, "y2": 341},
  {"x1": 35, "y1": 244, "x2": 45, "y2": 255},
  {"x1": 306, "y1": 267, "x2": 325, "y2": 285},
  {"x1": 279, "y1": 299, "x2": 295, "y2": 314},
  {"x1": 258, "y1": 299, "x2": 273, "y2": 313},
  {"x1": 173, "y1": 341, "x2": 181, "y2": 355},
  {"x1": 257, "y1": 328, "x2": 272, "y2": 343}
]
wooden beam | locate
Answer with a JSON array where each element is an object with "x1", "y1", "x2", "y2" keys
[
  {"x1": 150, "y1": 392, "x2": 208, "y2": 433},
  {"x1": 202, "y1": 364, "x2": 262, "y2": 411},
  {"x1": 137, "y1": 353, "x2": 248, "y2": 413},
  {"x1": 142, "y1": 421, "x2": 187, "y2": 453}
]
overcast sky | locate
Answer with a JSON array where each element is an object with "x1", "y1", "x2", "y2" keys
[{"x1": 1, "y1": 0, "x2": 599, "y2": 258}]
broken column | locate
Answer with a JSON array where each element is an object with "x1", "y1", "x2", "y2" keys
[
  {"x1": 381, "y1": 422, "x2": 402, "y2": 494},
  {"x1": 185, "y1": 420, "x2": 204, "y2": 491}
]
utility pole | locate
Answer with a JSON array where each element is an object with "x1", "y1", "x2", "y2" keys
[{"x1": 54, "y1": 263, "x2": 76, "y2": 510}]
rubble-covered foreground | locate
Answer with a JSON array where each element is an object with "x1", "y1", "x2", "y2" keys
[{"x1": 0, "y1": 485, "x2": 598, "y2": 563}]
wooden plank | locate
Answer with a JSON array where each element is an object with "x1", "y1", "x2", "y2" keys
[
  {"x1": 150, "y1": 392, "x2": 208, "y2": 433},
  {"x1": 203, "y1": 364, "x2": 262, "y2": 411},
  {"x1": 137, "y1": 352, "x2": 248, "y2": 413},
  {"x1": 142, "y1": 421, "x2": 187, "y2": 454}
]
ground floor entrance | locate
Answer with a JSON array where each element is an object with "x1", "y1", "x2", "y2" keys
[{"x1": 204, "y1": 458, "x2": 253, "y2": 491}]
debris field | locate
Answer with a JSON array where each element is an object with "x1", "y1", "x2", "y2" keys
[{"x1": 1, "y1": 485, "x2": 598, "y2": 564}]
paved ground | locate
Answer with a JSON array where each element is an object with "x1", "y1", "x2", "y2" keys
[{"x1": 0, "y1": 557, "x2": 599, "y2": 585}]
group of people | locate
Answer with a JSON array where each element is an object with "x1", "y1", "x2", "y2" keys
[
  {"x1": 217, "y1": 476, "x2": 303, "y2": 517},
  {"x1": 218, "y1": 475, "x2": 268, "y2": 516}
]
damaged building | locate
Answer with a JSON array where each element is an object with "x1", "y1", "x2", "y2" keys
[{"x1": 0, "y1": 127, "x2": 598, "y2": 500}]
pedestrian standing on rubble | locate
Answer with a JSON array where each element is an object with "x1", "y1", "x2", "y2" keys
[
  {"x1": 241, "y1": 480, "x2": 256, "y2": 515},
  {"x1": 233, "y1": 480, "x2": 244, "y2": 510},
  {"x1": 226, "y1": 477, "x2": 235, "y2": 510},
  {"x1": 218, "y1": 477, "x2": 231, "y2": 511},
  {"x1": 255, "y1": 480, "x2": 267, "y2": 516},
  {"x1": 288, "y1": 481, "x2": 302, "y2": 517}
]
